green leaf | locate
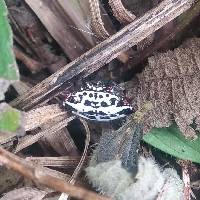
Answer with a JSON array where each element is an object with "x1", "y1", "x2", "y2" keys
[
  {"x1": 0, "y1": 0, "x2": 18, "y2": 80},
  {"x1": 0, "y1": 2, "x2": 22, "y2": 143},
  {"x1": 0, "y1": 107, "x2": 20, "y2": 132},
  {"x1": 0, "y1": 103, "x2": 24, "y2": 144},
  {"x1": 143, "y1": 124, "x2": 200, "y2": 163},
  {"x1": 0, "y1": 0, "x2": 19, "y2": 100}
]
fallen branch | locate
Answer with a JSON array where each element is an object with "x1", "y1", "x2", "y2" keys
[
  {"x1": 11, "y1": 0, "x2": 194, "y2": 110},
  {"x1": 0, "y1": 147, "x2": 110, "y2": 200}
]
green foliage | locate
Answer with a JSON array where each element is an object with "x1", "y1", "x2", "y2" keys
[
  {"x1": 143, "y1": 124, "x2": 200, "y2": 163},
  {"x1": 0, "y1": 103, "x2": 23, "y2": 143},
  {"x1": 0, "y1": 107, "x2": 20, "y2": 133},
  {"x1": 0, "y1": 0, "x2": 19, "y2": 80},
  {"x1": 0, "y1": 1, "x2": 22, "y2": 142}
]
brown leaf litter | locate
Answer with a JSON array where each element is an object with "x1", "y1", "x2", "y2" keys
[{"x1": 126, "y1": 37, "x2": 200, "y2": 138}]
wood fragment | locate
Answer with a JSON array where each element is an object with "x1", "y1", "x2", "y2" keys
[
  {"x1": 15, "y1": 116, "x2": 75, "y2": 153},
  {"x1": 11, "y1": 0, "x2": 194, "y2": 111},
  {"x1": 13, "y1": 82, "x2": 78, "y2": 155},
  {"x1": 26, "y1": 156, "x2": 89, "y2": 168},
  {"x1": 25, "y1": 0, "x2": 92, "y2": 60},
  {"x1": 40, "y1": 126, "x2": 78, "y2": 156},
  {"x1": 0, "y1": 147, "x2": 110, "y2": 200},
  {"x1": 24, "y1": 104, "x2": 66, "y2": 131},
  {"x1": 40, "y1": 166, "x2": 71, "y2": 182},
  {"x1": 12, "y1": 80, "x2": 32, "y2": 96}
]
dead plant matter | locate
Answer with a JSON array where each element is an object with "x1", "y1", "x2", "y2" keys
[{"x1": 126, "y1": 38, "x2": 200, "y2": 138}]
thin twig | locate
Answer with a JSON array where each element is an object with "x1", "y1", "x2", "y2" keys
[
  {"x1": 69, "y1": 119, "x2": 90, "y2": 183},
  {"x1": 178, "y1": 160, "x2": 196, "y2": 200},
  {"x1": 0, "y1": 147, "x2": 110, "y2": 200},
  {"x1": 60, "y1": 119, "x2": 91, "y2": 200}
]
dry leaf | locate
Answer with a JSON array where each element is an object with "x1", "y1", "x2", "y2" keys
[
  {"x1": 126, "y1": 37, "x2": 200, "y2": 138},
  {"x1": 0, "y1": 187, "x2": 46, "y2": 200},
  {"x1": 0, "y1": 167, "x2": 21, "y2": 194},
  {"x1": 24, "y1": 104, "x2": 65, "y2": 131}
]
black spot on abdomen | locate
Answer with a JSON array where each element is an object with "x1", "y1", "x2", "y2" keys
[
  {"x1": 101, "y1": 101, "x2": 108, "y2": 107},
  {"x1": 98, "y1": 111, "x2": 107, "y2": 116},
  {"x1": 87, "y1": 115, "x2": 96, "y2": 120},
  {"x1": 117, "y1": 108, "x2": 133, "y2": 115},
  {"x1": 116, "y1": 100, "x2": 124, "y2": 107},
  {"x1": 100, "y1": 116, "x2": 111, "y2": 120},
  {"x1": 87, "y1": 110, "x2": 95, "y2": 115},
  {"x1": 67, "y1": 96, "x2": 75, "y2": 103},
  {"x1": 94, "y1": 93, "x2": 98, "y2": 99},
  {"x1": 84, "y1": 100, "x2": 91, "y2": 106},
  {"x1": 110, "y1": 98, "x2": 117, "y2": 105},
  {"x1": 110, "y1": 114, "x2": 117, "y2": 117}
]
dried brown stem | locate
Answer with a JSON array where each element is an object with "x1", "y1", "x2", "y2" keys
[
  {"x1": 89, "y1": 0, "x2": 110, "y2": 39},
  {"x1": 88, "y1": 0, "x2": 129, "y2": 63},
  {"x1": 109, "y1": 0, "x2": 136, "y2": 24},
  {"x1": 178, "y1": 160, "x2": 193, "y2": 200},
  {"x1": 26, "y1": 156, "x2": 89, "y2": 168},
  {"x1": 0, "y1": 147, "x2": 110, "y2": 200},
  {"x1": 69, "y1": 119, "x2": 90, "y2": 184},
  {"x1": 11, "y1": 0, "x2": 194, "y2": 111}
]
